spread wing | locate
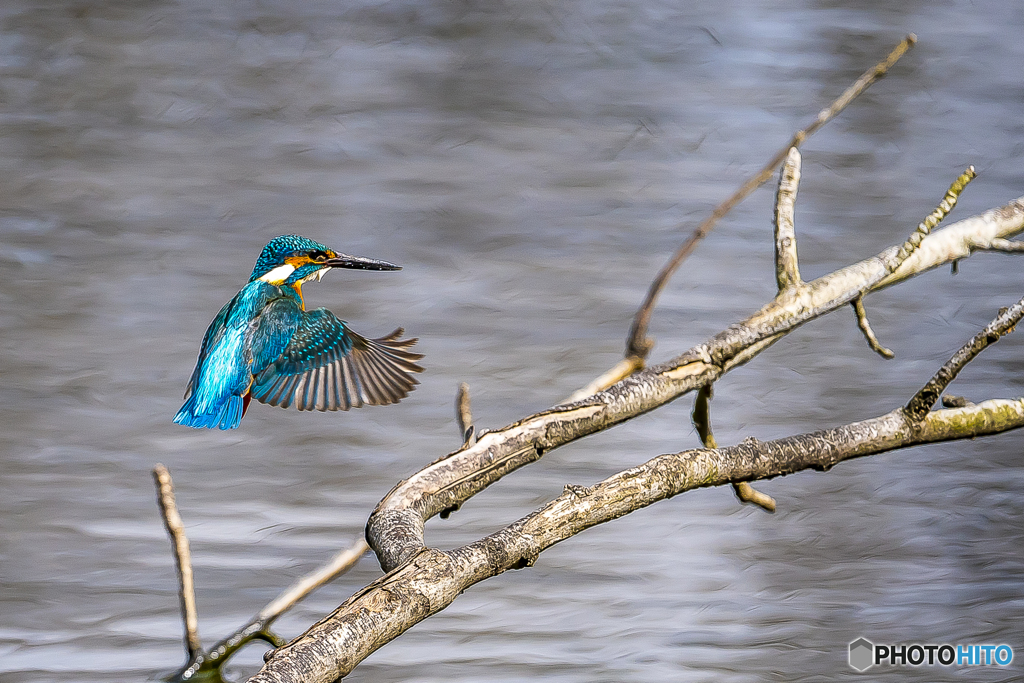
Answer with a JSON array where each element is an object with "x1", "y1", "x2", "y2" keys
[{"x1": 250, "y1": 308, "x2": 423, "y2": 411}]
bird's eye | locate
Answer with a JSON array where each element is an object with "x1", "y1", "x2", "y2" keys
[{"x1": 309, "y1": 250, "x2": 328, "y2": 262}]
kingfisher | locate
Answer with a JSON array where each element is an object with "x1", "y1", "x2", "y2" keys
[{"x1": 174, "y1": 235, "x2": 423, "y2": 430}]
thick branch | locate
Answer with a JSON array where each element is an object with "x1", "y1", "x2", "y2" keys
[
  {"x1": 254, "y1": 390, "x2": 1024, "y2": 682},
  {"x1": 245, "y1": 169, "x2": 1024, "y2": 683},
  {"x1": 367, "y1": 195, "x2": 1024, "y2": 573},
  {"x1": 256, "y1": 289, "x2": 1024, "y2": 682}
]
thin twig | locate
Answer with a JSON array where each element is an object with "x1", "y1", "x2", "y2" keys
[
  {"x1": 692, "y1": 384, "x2": 776, "y2": 512},
  {"x1": 774, "y1": 147, "x2": 802, "y2": 291},
  {"x1": 565, "y1": 356, "x2": 644, "y2": 403},
  {"x1": 455, "y1": 383, "x2": 475, "y2": 445},
  {"x1": 172, "y1": 537, "x2": 370, "y2": 682},
  {"x1": 889, "y1": 166, "x2": 976, "y2": 270},
  {"x1": 905, "y1": 296, "x2": 1024, "y2": 421},
  {"x1": 153, "y1": 464, "x2": 201, "y2": 660},
  {"x1": 852, "y1": 296, "x2": 895, "y2": 359},
  {"x1": 257, "y1": 538, "x2": 369, "y2": 623},
  {"x1": 733, "y1": 482, "x2": 777, "y2": 512},
  {"x1": 625, "y1": 34, "x2": 917, "y2": 361},
  {"x1": 691, "y1": 383, "x2": 716, "y2": 448}
]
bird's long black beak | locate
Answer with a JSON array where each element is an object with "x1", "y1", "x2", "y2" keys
[{"x1": 323, "y1": 254, "x2": 401, "y2": 271}]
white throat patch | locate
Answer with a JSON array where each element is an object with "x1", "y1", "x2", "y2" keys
[
  {"x1": 298, "y1": 267, "x2": 328, "y2": 284},
  {"x1": 258, "y1": 263, "x2": 296, "y2": 284}
]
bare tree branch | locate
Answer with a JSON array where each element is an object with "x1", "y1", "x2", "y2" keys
[
  {"x1": 250, "y1": 173, "x2": 1018, "y2": 683},
  {"x1": 774, "y1": 147, "x2": 802, "y2": 291},
  {"x1": 623, "y1": 34, "x2": 917, "y2": 364},
  {"x1": 455, "y1": 382, "x2": 475, "y2": 446},
  {"x1": 905, "y1": 298, "x2": 1024, "y2": 421},
  {"x1": 239, "y1": 160, "x2": 1024, "y2": 681},
  {"x1": 154, "y1": 475, "x2": 368, "y2": 683},
  {"x1": 366, "y1": 191, "x2": 1024, "y2": 575},
  {"x1": 692, "y1": 384, "x2": 777, "y2": 512},
  {"x1": 233, "y1": 167, "x2": 1024, "y2": 682},
  {"x1": 153, "y1": 464, "x2": 201, "y2": 660},
  {"x1": 252, "y1": 296, "x2": 1024, "y2": 683},
  {"x1": 852, "y1": 296, "x2": 895, "y2": 359}
]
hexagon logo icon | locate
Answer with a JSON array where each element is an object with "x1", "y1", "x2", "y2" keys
[{"x1": 849, "y1": 638, "x2": 874, "y2": 671}]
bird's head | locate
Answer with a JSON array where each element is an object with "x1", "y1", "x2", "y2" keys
[{"x1": 249, "y1": 235, "x2": 401, "y2": 286}]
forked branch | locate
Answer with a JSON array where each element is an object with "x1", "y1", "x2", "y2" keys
[
  {"x1": 252, "y1": 296, "x2": 1024, "y2": 683},
  {"x1": 623, "y1": 34, "x2": 917, "y2": 364},
  {"x1": 154, "y1": 464, "x2": 368, "y2": 682},
  {"x1": 138, "y1": 35, "x2": 1024, "y2": 683},
  {"x1": 905, "y1": 298, "x2": 1024, "y2": 421},
  {"x1": 366, "y1": 182, "x2": 1024, "y2": 575},
  {"x1": 243, "y1": 110, "x2": 1024, "y2": 683}
]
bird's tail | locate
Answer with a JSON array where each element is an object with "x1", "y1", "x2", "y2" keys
[{"x1": 174, "y1": 393, "x2": 245, "y2": 430}]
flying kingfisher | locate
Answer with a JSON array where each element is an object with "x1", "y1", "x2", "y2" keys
[{"x1": 174, "y1": 235, "x2": 423, "y2": 430}]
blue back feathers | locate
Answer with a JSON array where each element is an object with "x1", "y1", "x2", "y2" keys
[
  {"x1": 174, "y1": 281, "x2": 300, "y2": 429},
  {"x1": 176, "y1": 235, "x2": 423, "y2": 429}
]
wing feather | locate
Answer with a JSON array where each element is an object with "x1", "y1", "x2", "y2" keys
[
  {"x1": 355, "y1": 350, "x2": 389, "y2": 404},
  {"x1": 324, "y1": 362, "x2": 339, "y2": 411},
  {"x1": 252, "y1": 308, "x2": 423, "y2": 412},
  {"x1": 339, "y1": 353, "x2": 359, "y2": 410},
  {"x1": 362, "y1": 351, "x2": 407, "y2": 402},
  {"x1": 315, "y1": 366, "x2": 329, "y2": 412}
]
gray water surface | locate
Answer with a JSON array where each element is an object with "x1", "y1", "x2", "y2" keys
[{"x1": 1, "y1": 1, "x2": 1022, "y2": 682}]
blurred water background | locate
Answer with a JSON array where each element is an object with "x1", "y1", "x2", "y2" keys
[{"x1": 1, "y1": 1, "x2": 1022, "y2": 681}]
